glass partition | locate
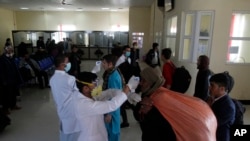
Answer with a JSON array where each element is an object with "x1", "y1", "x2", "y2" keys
[{"x1": 12, "y1": 30, "x2": 129, "y2": 60}]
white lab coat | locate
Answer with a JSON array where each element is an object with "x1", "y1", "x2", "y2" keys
[
  {"x1": 73, "y1": 89, "x2": 127, "y2": 141},
  {"x1": 50, "y1": 70, "x2": 81, "y2": 135}
]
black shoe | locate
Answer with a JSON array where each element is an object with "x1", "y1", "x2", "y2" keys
[
  {"x1": 11, "y1": 105, "x2": 22, "y2": 110},
  {"x1": 121, "y1": 122, "x2": 129, "y2": 128}
]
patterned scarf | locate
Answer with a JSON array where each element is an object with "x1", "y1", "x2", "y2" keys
[
  {"x1": 102, "y1": 67, "x2": 125, "y2": 90},
  {"x1": 140, "y1": 66, "x2": 165, "y2": 97}
]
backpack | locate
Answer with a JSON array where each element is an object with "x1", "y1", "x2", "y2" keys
[
  {"x1": 170, "y1": 66, "x2": 192, "y2": 93},
  {"x1": 223, "y1": 71, "x2": 246, "y2": 125},
  {"x1": 232, "y1": 99, "x2": 246, "y2": 125}
]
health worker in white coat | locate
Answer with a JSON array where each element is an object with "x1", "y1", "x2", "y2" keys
[
  {"x1": 73, "y1": 71, "x2": 138, "y2": 141},
  {"x1": 50, "y1": 54, "x2": 80, "y2": 141},
  {"x1": 50, "y1": 54, "x2": 139, "y2": 141}
]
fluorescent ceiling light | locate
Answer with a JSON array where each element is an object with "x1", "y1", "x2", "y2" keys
[
  {"x1": 102, "y1": 8, "x2": 109, "y2": 10},
  {"x1": 20, "y1": 7, "x2": 29, "y2": 10},
  {"x1": 57, "y1": 7, "x2": 64, "y2": 10}
]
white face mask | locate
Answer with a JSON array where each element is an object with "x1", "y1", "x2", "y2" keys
[
  {"x1": 10, "y1": 53, "x2": 14, "y2": 57},
  {"x1": 91, "y1": 85, "x2": 102, "y2": 97},
  {"x1": 6, "y1": 53, "x2": 14, "y2": 58},
  {"x1": 64, "y1": 62, "x2": 71, "y2": 72}
]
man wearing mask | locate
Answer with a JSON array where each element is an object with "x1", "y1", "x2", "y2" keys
[
  {"x1": 0, "y1": 46, "x2": 22, "y2": 115},
  {"x1": 113, "y1": 46, "x2": 135, "y2": 128},
  {"x1": 49, "y1": 54, "x2": 79, "y2": 141}
]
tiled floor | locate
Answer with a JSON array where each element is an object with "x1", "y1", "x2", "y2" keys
[{"x1": 0, "y1": 60, "x2": 249, "y2": 141}]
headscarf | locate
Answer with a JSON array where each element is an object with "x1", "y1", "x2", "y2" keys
[{"x1": 140, "y1": 66, "x2": 165, "y2": 97}]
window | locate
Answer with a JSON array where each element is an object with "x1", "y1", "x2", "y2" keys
[
  {"x1": 228, "y1": 12, "x2": 250, "y2": 63},
  {"x1": 132, "y1": 32, "x2": 144, "y2": 48},
  {"x1": 165, "y1": 15, "x2": 177, "y2": 56},
  {"x1": 180, "y1": 11, "x2": 214, "y2": 62}
]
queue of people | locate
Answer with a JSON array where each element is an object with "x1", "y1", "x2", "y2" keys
[{"x1": 0, "y1": 39, "x2": 241, "y2": 141}]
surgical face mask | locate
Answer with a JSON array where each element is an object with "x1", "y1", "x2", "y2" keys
[
  {"x1": 6, "y1": 53, "x2": 14, "y2": 58},
  {"x1": 125, "y1": 51, "x2": 131, "y2": 57},
  {"x1": 64, "y1": 62, "x2": 71, "y2": 72},
  {"x1": 76, "y1": 79, "x2": 102, "y2": 97},
  {"x1": 91, "y1": 79, "x2": 103, "y2": 97},
  {"x1": 10, "y1": 53, "x2": 14, "y2": 57},
  {"x1": 91, "y1": 85, "x2": 102, "y2": 97}
]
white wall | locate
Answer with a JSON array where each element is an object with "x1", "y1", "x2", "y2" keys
[
  {"x1": 15, "y1": 11, "x2": 129, "y2": 31},
  {"x1": 129, "y1": 7, "x2": 151, "y2": 59},
  {"x1": 0, "y1": 8, "x2": 16, "y2": 54},
  {"x1": 163, "y1": 0, "x2": 250, "y2": 99}
]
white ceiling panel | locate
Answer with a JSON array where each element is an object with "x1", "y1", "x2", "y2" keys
[{"x1": 0, "y1": 0, "x2": 154, "y2": 11}]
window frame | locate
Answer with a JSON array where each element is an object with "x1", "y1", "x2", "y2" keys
[
  {"x1": 227, "y1": 11, "x2": 250, "y2": 64},
  {"x1": 179, "y1": 10, "x2": 214, "y2": 63},
  {"x1": 165, "y1": 14, "x2": 178, "y2": 57}
]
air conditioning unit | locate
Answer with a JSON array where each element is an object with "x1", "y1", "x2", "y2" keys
[
  {"x1": 165, "y1": 0, "x2": 174, "y2": 12},
  {"x1": 157, "y1": 0, "x2": 174, "y2": 12}
]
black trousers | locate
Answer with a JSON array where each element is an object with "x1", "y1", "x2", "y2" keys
[
  {"x1": 120, "y1": 101, "x2": 135, "y2": 124},
  {"x1": 36, "y1": 71, "x2": 48, "y2": 88},
  {"x1": 0, "y1": 85, "x2": 18, "y2": 112}
]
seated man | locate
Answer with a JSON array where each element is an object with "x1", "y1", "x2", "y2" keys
[{"x1": 19, "y1": 51, "x2": 49, "y2": 89}]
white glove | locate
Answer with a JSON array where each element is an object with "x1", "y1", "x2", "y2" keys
[
  {"x1": 127, "y1": 75, "x2": 140, "y2": 92},
  {"x1": 91, "y1": 61, "x2": 101, "y2": 73},
  {"x1": 127, "y1": 92, "x2": 141, "y2": 105}
]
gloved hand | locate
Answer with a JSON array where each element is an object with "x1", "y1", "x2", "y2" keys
[
  {"x1": 127, "y1": 75, "x2": 140, "y2": 92},
  {"x1": 127, "y1": 92, "x2": 141, "y2": 105},
  {"x1": 91, "y1": 61, "x2": 101, "y2": 73}
]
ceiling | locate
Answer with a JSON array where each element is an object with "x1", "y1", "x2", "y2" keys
[{"x1": 0, "y1": 0, "x2": 155, "y2": 12}]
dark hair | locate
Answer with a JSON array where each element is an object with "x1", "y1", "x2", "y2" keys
[
  {"x1": 198, "y1": 55, "x2": 210, "y2": 70},
  {"x1": 71, "y1": 45, "x2": 78, "y2": 50},
  {"x1": 209, "y1": 73, "x2": 232, "y2": 92},
  {"x1": 161, "y1": 48, "x2": 172, "y2": 60},
  {"x1": 54, "y1": 54, "x2": 67, "y2": 67},
  {"x1": 132, "y1": 42, "x2": 137, "y2": 46},
  {"x1": 152, "y1": 42, "x2": 158, "y2": 49},
  {"x1": 122, "y1": 45, "x2": 130, "y2": 51},
  {"x1": 111, "y1": 47, "x2": 123, "y2": 57},
  {"x1": 223, "y1": 71, "x2": 234, "y2": 93},
  {"x1": 102, "y1": 54, "x2": 118, "y2": 65},
  {"x1": 76, "y1": 71, "x2": 97, "y2": 91}
]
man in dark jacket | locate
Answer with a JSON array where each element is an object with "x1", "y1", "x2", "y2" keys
[
  {"x1": 145, "y1": 42, "x2": 160, "y2": 67},
  {"x1": 194, "y1": 55, "x2": 212, "y2": 101},
  {"x1": 209, "y1": 73, "x2": 236, "y2": 141},
  {"x1": 0, "y1": 46, "x2": 22, "y2": 115},
  {"x1": 68, "y1": 45, "x2": 81, "y2": 77}
]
